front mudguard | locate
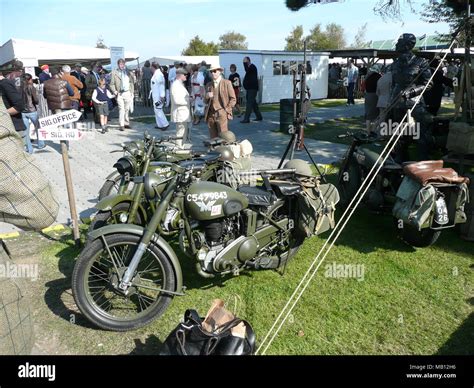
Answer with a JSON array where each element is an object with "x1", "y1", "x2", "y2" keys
[
  {"x1": 96, "y1": 194, "x2": 135, "y2": 211},
  {"x1": 88, "y1": 224, "x2": 184, "y2": 294},
  {"x1": 95, "y1": 194, "x2": 148, "y2": 223},
  {"x1": 105, "y1": 170, "x2": 120, "y2": 181}
]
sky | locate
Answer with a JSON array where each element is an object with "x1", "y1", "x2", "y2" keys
[{"x1": 0, "y1": 0, "x2": 450, "y2": 61}]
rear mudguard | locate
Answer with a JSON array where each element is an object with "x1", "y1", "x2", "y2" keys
[{"x1": 88, "y1": 224, "x2": 184, "y2": 294}]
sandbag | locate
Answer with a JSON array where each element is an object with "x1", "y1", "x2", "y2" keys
[{"x1": 0, "y1": 249, "x2": 34, "y2": 355}]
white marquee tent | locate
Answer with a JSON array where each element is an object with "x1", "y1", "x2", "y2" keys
[{"x1": 0, "y1": 38, "x2": 139, "y2": 68}]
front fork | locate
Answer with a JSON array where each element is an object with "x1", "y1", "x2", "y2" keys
[{"x1": 118, "y1": 176, "x2": 178, "y2": 292}]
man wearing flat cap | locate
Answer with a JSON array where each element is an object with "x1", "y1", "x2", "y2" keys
[
  {"x1": 204, "y1": 65, "x2": 236, "y2": 139},
  {"x1": 170, "y1": 68, "x2": 191, "y2": 148}
]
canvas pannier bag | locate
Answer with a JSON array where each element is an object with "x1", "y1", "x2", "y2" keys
[
  {"x1": 393, "y1": 176, "x2": 470, "y2": 230},
  {"x1": 393, "y1": 176, "x2": 437, "y2": 230},
  {"x1": 296, "y1": 182, "x2": 340, "y2": 237}
]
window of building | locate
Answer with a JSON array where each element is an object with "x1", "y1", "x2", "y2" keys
[
  {"x1": 290, "y1": 61, "x2": 298, "y2": 75},
  {"x1": 273, "y1": 61, "x2": 281, "y2": 76},
  {"x1": 282, "y1": 61, "x2": 289, "y2": 75}
]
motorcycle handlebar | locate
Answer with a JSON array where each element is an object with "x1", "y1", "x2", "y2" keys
[
  {"x1": 203, "y1": 138, "x2": 225, "y2": 148},
  {"x1": 156, "y1": 136, "x2": 182, "y2": 143}
]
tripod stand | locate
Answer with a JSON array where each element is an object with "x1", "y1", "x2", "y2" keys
[{"x1": 278, "y1": 41, "x2": 327, "y2": 182}]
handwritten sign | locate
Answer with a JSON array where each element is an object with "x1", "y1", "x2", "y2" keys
[
  {"x1": 37, "y1": 127, "x2": 95, "y2": 141},
  {"x1": 39, "y1": 110, "x2": 82, "y2": 130}
]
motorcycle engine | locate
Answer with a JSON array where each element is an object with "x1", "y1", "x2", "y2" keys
[{"x1": 193, "y1": 217, "x2": 241, "y2": 274}]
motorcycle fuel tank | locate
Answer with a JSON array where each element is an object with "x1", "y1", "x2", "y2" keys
[{"x1": 185, "y1": 181, "x2": 249, "y2": 221}]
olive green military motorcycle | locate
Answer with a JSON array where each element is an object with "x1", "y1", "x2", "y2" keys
[
  {"x1": 72, "y1": 159, "x2": 339, "y2": 331},
  {"x1": 337, "y1": 131, "x2": 470, "y2": 247},
  {"x1": 98, "y1": 133, "x2": 210, "y2": 200},
  {"x1": 90, "y1": 135, "x2": 251, "y2": 231}
]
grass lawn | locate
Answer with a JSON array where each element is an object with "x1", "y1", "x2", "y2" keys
[
  {"x1": 260, "y1": 99, "x2": 347, "y2": 113},
  {"x1": 305, "y1": 102, "x2": 457, "y2": 146},
  {"x1": 23, "y1": 197, "x2": 473, "y2": 355}
]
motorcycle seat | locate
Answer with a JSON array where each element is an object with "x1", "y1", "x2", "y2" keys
[
  {"x1": 199, "y1": 152, "x2": 221, "y2": 163},
  {"x1": 238, "y1": 185, "x2": 273, "y2": 206},
  {"x1": 271, "y1": 181, "x2": 302, "y2": 196},
  {"x1": 403, "y1": 160, "x2": 470, "y2": 186},
  {"x1": 178, "y1": 159, "x2": 206, "y2": 172}
]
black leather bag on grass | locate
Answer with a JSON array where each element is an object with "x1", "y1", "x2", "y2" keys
[{"x1": 159, "y1": 309, "x2": 256, "y2": 355}]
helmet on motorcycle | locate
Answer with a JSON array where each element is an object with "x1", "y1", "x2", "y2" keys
[
  {"x1": 220, "y1": 131, "x2": 236, "y2": 144},
  {"x1": 284, "y1": 159, "x2": 313, "y2": 177},
  {"x1": 215, "y1": 146, "x2": 235, "y2": 161}
]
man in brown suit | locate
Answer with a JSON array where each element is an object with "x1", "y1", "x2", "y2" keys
[{"x1": 204, "y1": 66, "x2": 236, "y2": 139}]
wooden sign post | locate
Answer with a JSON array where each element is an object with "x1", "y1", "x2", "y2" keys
[{"x1": 39, "y1": 110, "x2": 84, "y2": 246}]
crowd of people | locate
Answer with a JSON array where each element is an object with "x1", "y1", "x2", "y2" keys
[
  {"x1": 138, "y1": 56, "x2": 262, "y2": 148},
  {"x1": 328, "y1": 58, "x2": 460, "y2": 131},
  {"x1": 0, "y1": 55, "x2": 264, "y2": 153}
]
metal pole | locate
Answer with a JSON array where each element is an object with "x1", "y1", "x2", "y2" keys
[{"x1": 60, "y1": 140, "x2": 80, "y2": 247}]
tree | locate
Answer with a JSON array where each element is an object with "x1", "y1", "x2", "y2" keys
[
  {"x1": 349, "y1": 23, "x2": 370, "y2": 49},
  {"x1": 285, "y1": 25, "x2": 305, "y2": 51},
  {"x1": 421, "y1": 0, "x2": 472, "y2": 44},
  {"x1": 181, "y1": 35, "x2": 219, "y2": 56},
  {"x1": 219, "y1": 31, "x2": 248, "y2": 50},
  {"x1": 285, "y1": 0, "x2": 415, "y2": 19},
  {"x1": 284, "y1": 23, "x2": 346, "y2": 51},
  {"x1": 96, "y1": 36, "x2": 108, "y2": 49},
  {"x1": 324, "y1": 23, "x2": 347, "y2": 49},
  {"x1": 306, "y1": 23, "x2": 346, "y2": 50}
]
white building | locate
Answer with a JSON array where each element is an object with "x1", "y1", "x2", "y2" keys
[
  {"x1": 134, "y1": 56, "x2": 219, "y2": 69},
  {"x1": 219, "y1": 50, "x2": 329, "y2": 104}
]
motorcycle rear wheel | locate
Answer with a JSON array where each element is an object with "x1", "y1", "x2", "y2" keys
[
  {"x1": 397, "y1": 222, "x2": 441, "y2": 248},
  {"x1": 72, "y1": 233, "x2": 176, "y2": 331}
]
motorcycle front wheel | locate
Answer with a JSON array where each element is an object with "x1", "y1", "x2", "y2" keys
[
  {"x1": 72, "y1": 233, "x2": 176, "y2": 331},
  {"x1": 338, "y1": 157, "x2": 362, "y2": 207}
]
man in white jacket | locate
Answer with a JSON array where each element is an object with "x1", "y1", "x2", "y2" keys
[
  {"x1": 150, "y1": 63, "x2": 169, "y2": 130},
  {"x1": 170, "y1": 68, "x2": 191, "y2": 148}
]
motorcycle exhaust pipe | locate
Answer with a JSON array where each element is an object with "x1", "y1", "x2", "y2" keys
[{"x1": 195, "y1": 262, "x2": 215, "y2": 278}]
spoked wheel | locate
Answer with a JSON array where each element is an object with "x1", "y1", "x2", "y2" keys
[
  {"x1": 72, "y1": 233, "x2": 176, "y2": 331},
  {"x1": 396, "y1": 221, "x2": 441, "y2": 248},
  {"x1": 89, "y1": 202, "x2": 145, "y2": 232}
]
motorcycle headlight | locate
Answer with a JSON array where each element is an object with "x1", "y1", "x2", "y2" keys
[
  {"x1": 144, "y1": 172, "x2": 167, "y2": 200},
  {"x1": 114, "y1": 156, "x2": 136, "y2": 177}
]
